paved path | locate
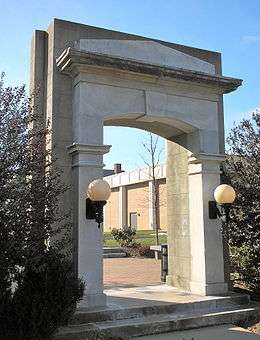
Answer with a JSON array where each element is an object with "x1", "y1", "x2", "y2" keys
[
  {"x1": 103, "y1": 257, "x2": 161, "y2": 288},
  {"x1": 138, "y1": 325, "x2": 260, "y2": 339}
]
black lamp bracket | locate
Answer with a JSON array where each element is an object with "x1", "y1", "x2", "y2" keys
[
  {"x1": 208, "y1": 201, "x2": 231, "y2": 224},
  {"x1": 86, "y1": 198, "x2": 107, "y2": 228}
]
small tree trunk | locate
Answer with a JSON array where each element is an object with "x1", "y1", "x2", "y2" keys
[
  {"x1": 141, "y1": 132, "x2": 164, "y2": 246},
  {"x1": 154, "y1": 179, "x2": 160, "y2": 245}
]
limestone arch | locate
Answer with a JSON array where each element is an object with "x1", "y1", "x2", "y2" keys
[
  {"x1": 30, "y1": 19, "x2": 242, "y2": 308},
  {"x1": 72, "y1": 79, "x2": 227, "y2": 300},
  {"x1": 70, "y1": 76, "x2": 229, "y2": 306},
  {"x1": 103, "y1": 113, "x2": 197, "y2": 140}
]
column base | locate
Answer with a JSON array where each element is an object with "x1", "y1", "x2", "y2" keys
[
  {"x1": 166, "y1": 275, "x2": 172, "y2": 286},
  {"x1": 166, "y1": 275, "x2": 191, "y2": 292},
  {"x1": 166, "y1": 275, "x2": 228, "y2": 296},
  {"x1": 189, "y1": 281, "x2": 228, "y2": 296},
  {"x1": 79, "y1": 292, "x2": 107, "y2": 309}
]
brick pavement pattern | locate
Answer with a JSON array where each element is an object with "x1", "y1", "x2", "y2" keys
[{"x1": 103, "y1": 257, "x2": 161, "y2": 288}]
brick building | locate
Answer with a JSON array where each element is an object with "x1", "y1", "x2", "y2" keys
[{"x1": 103, "y1": 164, "x2": 166, "y2": 231}]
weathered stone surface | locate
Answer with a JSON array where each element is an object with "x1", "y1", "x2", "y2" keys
[
  {"x1": 76, "y1": 39, "x2": 216, "y2": 74},
  {"x1": 30, "y1": 18, "x2": 242, "y2": 306},
  {"x1": 53, "y1": 290, "x2": 259, "y2": 340}
]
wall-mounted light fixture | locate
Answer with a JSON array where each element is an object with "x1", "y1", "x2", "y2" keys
[
  {"x1": 209, "y1": 184, "x2": 236, "y2": 224},
  {"x1": 86, "y1": 179, "x2": 111, "y2": 228}
]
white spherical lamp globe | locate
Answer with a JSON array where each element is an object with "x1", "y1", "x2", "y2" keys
[
  {"x1": 87, "y1": 179, "x2": 111, "y2": 201},
  {"x1": 214, "y1": 184, "x2": 236, "y2": 204}
]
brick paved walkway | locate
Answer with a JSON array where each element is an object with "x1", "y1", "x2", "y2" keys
[{"x1": 103, "y1": 257, "x2": 161, "y2": 288}]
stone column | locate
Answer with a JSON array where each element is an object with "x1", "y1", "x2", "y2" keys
[
  {"x1": 118, "y1": 186, "x2": 127, "y2": 228},
  {"x1": 68, "y1": 143, "x2": 110, "y2": 308},
  {"x1": 148, "y1": 181, "x2": 156, "y2": 230},
  {"x1": 166, "y1": 142, "x2": 191, "y2": 290},
  {"x1": 188, "y1": 153, "x2": 228, "y2": 295},
  {"x1": 167, "y1": 140, "x2": 228, "y2": 296}
]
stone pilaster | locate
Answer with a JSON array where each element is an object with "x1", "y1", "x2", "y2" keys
[
  {"x1": 167, "y1": 141, "x2": 228, "y2": 296},
  {"x1": 188, "y1": 153, "x2": 228, "y2": 295},
  {"x1": 166, "y1": 142, "x2": 191, "y2": 290},
  {"x1": 68, "y1": 143, "x2": 111, "y2": 308}
]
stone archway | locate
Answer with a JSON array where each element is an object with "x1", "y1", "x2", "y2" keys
[{"x1": 30, "y1": 19, "x2": 242, "y2": 308}]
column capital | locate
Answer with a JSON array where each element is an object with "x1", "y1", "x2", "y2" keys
[
  {"x1": 67, "y1": 143, "x2": 111, "y2": 155},
  {"x1": 67, "y1": 143, "x2": 111, "y2": 168},
  {"x1": 188, "y1": 153, "x2": 226, "y2": 164},
  {"x1": 188, "y1": 153, "x2": 226, "y2": 176}
]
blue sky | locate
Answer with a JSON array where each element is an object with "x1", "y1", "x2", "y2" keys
[{"x1": 0, "y1": 0, "x2": 259, "y2": 170}]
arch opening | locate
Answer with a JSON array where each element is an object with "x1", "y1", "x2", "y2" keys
[
  {"x1": 103, "y1": 113, "x2": 197, "y2": 142},
  {"x1": 103, "y1": 124, "x2": 167, "y2": 289}
]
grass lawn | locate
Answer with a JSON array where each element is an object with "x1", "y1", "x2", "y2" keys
[{"x1": 104, "y1": 230, "x2": 167, "y2": 247}]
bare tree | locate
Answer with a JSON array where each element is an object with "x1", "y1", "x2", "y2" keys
[{"x1": 140, "y1": 132, "x2": 165, "y2": 245}]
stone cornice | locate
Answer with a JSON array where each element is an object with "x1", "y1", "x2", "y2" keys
[
  {"x1": 56, "y1": 47, "x2": 242, "y2": 94},
  {"x1": 188, "y1": 153, "x2": 226, "y2": 164},
  {"x1": 188, "y1": 153, "x2": 226, "y2": 176},
  {"x1": 67, "y1": 143, "x2": 111, "y2": 155}
]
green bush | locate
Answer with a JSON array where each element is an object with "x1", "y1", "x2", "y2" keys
[
  {"x1": 225, "y1": 110, "x2": 260, "y2": 291},
  {"x1": 231, "y1": 245, "x2": 260, "y2": 291},
  {"x1": 0, "y1": 249, "x2": 84, "y2": 340},
  {"x1": 111, "y1": 227, "x2": 136, "y2": 247},
  {"x1": 0, "y1": 77, "x2": 84, "y2": 339}
]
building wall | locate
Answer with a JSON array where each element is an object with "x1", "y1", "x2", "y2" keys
[
  {"x1": 103, "y1": 178, "x2": 167, "y2": 232},
  {"x1": 127, "y1": 182, "x2": 149, "y2": 230},
  {"x1": 104, "y1": 188, "x2": 119, "y2": 230}
]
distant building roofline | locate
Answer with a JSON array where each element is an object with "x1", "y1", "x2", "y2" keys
[{"x1": 104, "y1": 163, "x2": 166, "y2": 188}]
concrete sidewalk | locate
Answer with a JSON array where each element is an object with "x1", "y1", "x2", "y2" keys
[
  {"x1": 138, "y1": 324, "x2": 260, "y2": 339},
  {"x1": 103, "y1": 284, "x2": 245, "y2": 309}
]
